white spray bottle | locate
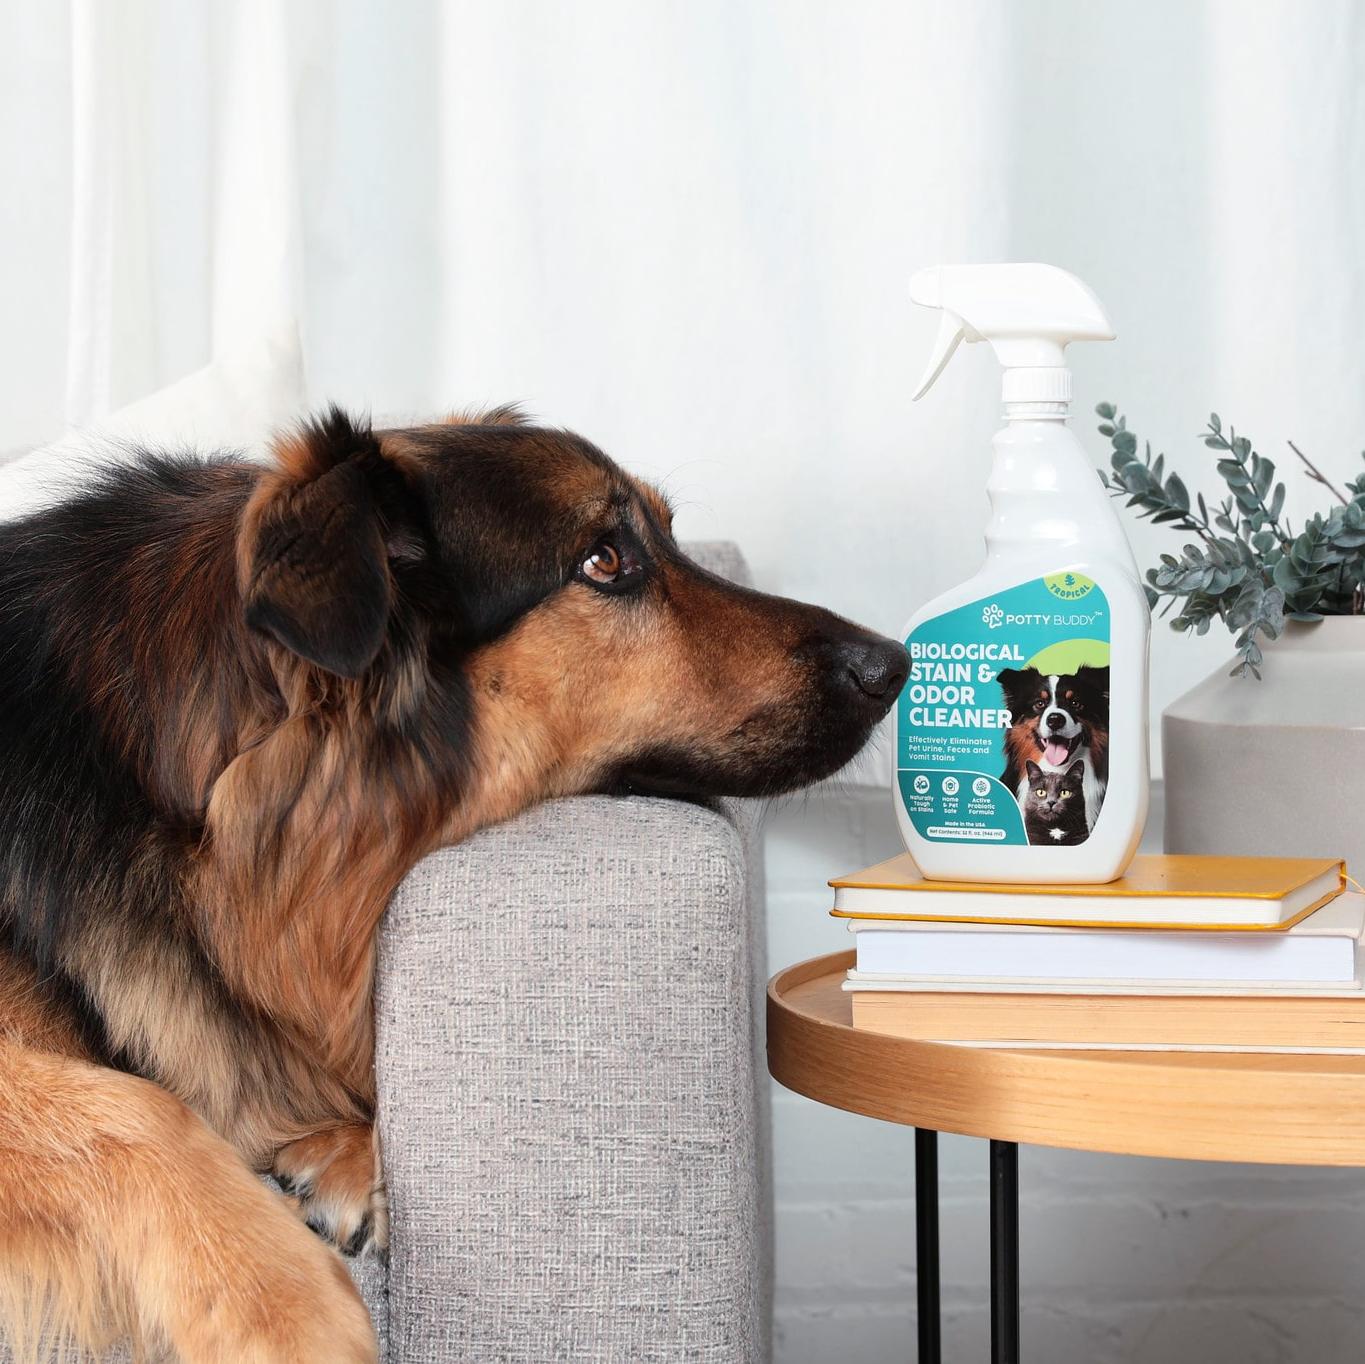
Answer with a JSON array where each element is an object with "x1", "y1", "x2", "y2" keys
[{"x1": 894, "y1": 263, "x2": 1149, "y2": 883}]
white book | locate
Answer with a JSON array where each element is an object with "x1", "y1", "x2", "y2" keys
[{"x1": 845, "y1": 894, "x2": 1365, "y2": 990}]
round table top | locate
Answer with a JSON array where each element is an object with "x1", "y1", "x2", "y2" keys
[{"x1": 767, "y1": 952, "x2": 1365, "y2": 1165}]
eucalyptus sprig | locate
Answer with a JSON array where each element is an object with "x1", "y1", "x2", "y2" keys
[{"x1": 1096, "y1": 403, "x2": 1365, "y2": 678}]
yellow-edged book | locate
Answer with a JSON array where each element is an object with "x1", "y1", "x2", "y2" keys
[{"x1": 829, "y1": 853, "x2": 1345, "y2": 931}]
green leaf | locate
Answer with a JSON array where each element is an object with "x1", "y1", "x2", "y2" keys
[
  {"x1": 1209, "y1": 413, "x2": 1222, "y2": 434},
  {"x1": 1095, "y1": 401, "x2": 1116, "y2": 420},
  {"x1": 1252, "y1": 455, "x2": 1274, "y2": 499}
]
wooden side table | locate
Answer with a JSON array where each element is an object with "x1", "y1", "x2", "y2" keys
[{"x1": 767, "y1": 951, "x2": 1365, "y2": 1364}]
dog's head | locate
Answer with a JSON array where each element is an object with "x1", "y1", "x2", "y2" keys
[
  {"x1": 997, "y1": 665, "x2": 1109, "y2": 769},
  {"x1": 237, "y1": 407, "x2": 907, "y2": 811}
]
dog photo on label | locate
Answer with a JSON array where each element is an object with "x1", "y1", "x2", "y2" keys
[{"x1": 997, "y1": 664, "x2": 1110, "y2": 843}]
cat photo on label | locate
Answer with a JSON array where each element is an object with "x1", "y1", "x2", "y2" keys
[{"x1": 1022, "y1": 759, "x2": 1089, "y2": 846}]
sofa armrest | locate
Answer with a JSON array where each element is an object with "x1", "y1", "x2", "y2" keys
[{"x1": 375, "y1": 794, "x2": 769, "y2": 1362}]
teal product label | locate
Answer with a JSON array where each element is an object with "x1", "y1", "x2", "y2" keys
[{"x1": 897, "y1": 574, "x2": 1110, "y2": 848}]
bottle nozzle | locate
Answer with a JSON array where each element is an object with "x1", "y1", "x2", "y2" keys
[{"x1": 909, "y1": 263, "x2": 1114, "y2": 407}]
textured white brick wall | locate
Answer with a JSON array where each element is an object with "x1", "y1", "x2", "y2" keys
[{"x1": 764, "y1": 783, "x2": 1365, "y2": 1363}]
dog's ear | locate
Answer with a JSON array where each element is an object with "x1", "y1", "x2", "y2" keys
[
  {"x1": 1025, "y1": 760, "x2": 1043, "y2": 783},
  {"x1": 1075, "y1": 664, "x2": 1109, "y2": 699},
  {"x1": 996, "y1": 667, "x2": 1039, "y2": 721},
  {"x1": 243, "y1": 412, "x2": 393, "y2": 678}
]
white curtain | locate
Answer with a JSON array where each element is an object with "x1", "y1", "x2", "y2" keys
[
  {"x1": 48, "y1": 0, "x2": 303, "y2": 425},
  {"x1": 5, "y1": 0, "x2": 1365, "y2": 746}
]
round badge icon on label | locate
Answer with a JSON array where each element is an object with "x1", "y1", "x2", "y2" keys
[
  {"x1": 972, "y1": 776, "x2": 991, "y2": 797},
  {"x1": 1043, "y1": 570, "x2": 1096, "y2": 600},
  {"x1": 941, "y1": 776, "x2": 959, "y2": 795},
  {"x1": 912, "y1": 774, "x2": 930, "y2": 795}
]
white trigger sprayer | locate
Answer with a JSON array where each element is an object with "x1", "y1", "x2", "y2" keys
[{"x1": 909, "y1": 262, "x2": 1115, "y2": 410}]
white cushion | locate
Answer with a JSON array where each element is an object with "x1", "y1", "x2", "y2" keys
[{"x1": 0, "y1": 323, "x2": 304, "y2": 522}]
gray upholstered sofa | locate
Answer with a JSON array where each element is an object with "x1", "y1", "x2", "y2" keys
[
  {"x1": 1, "y1": 543, "x2": 772, "y2": 1363},
  {"x1": 366, "y1": 785, "x2": 769, "y2": 1361}
]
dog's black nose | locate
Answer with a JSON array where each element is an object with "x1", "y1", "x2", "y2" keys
[
  {"x1": 1046, "y1": 712, "x2": 1067, "y2": 731},
  {"x1": 839, "y1": 636, "x2": 910, "y2": 701}
]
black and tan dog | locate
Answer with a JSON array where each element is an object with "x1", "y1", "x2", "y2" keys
[{"x1": 0, "y1": 407, "x2": 907, "y2": 1362}]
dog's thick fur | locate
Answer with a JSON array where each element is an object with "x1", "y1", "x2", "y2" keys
[{"x1": 0, "y1": 408, "x2": 906, "y2": 1361}]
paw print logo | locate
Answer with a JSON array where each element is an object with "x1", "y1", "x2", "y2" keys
[{"x1": 982, "y1": 603, "x2": 1004, "y2": 629}]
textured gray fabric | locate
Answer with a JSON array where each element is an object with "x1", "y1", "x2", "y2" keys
[
  {"x1": 376, "y1": 794, "x2": 767, "y2": 1363},
  {"x1": 683, "y1": 539, "x2": 752, "y2": 587},
  {"x1": 348, "y1": 1248, "x2": 391, "y2": 1359}
]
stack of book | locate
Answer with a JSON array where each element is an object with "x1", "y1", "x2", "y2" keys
[{"x1": 831, "y1": 854, "x2": 1361, "y2": 1053}]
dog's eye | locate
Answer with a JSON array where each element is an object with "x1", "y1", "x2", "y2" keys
[
  {"x1": 583, "y1": 543, "x2": 622, "y2": 583},
  {"x1": 1033, "y1": 699, "x2": 1046, "y2": 713},
  {"x1": 580, "y1": 538, "x2": 646, "y2": 591}
]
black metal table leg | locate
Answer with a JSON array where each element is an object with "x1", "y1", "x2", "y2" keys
[
  {"x1": 914, "y1": 1128, "x2": 941, "y2": 1363},
  {"x1": 990, "y1": 1140, "x2": 1020, "y2": 1364}
]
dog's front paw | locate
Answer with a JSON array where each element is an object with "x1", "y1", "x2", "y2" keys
[{"x1": 274, "y1": 1123, "x2": 388, "y2": 1256}]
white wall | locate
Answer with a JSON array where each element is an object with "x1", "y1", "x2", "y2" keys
[{"x1": 6, "y1": 5, "x2": 1365, "y2": 1360}]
